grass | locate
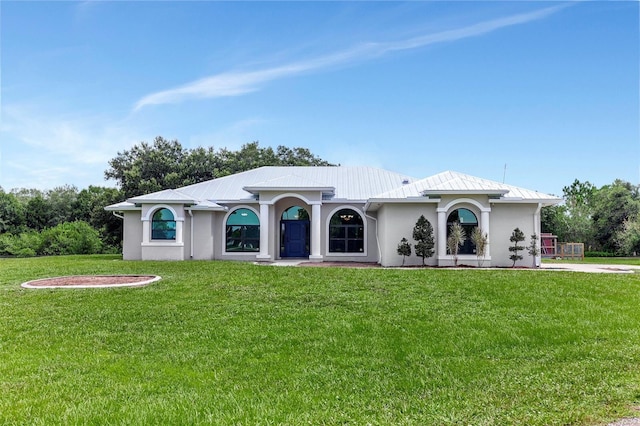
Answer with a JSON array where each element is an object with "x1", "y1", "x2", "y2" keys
[
  {"x1": 2, "y1": 255, "x2": 640, "y2": 425},
  {"x1": 543, "y1": 257, "x2": 640, "y2": 266}
]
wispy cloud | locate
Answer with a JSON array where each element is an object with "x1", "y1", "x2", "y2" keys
[
  {"x1": 133, "y1": 4, "x2": 569, "y2": 111},
  {"x1": 0, "y1": 105, "x2": 142, "y2": 189}
]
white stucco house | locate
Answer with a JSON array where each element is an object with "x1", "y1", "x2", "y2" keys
[{"x1": 105, "y1": 166, "x2": 561, "y2": 267}]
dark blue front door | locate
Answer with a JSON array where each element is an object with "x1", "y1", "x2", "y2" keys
[{"x1": 281, "y1": 221, "x2": 310, "y2": 258}]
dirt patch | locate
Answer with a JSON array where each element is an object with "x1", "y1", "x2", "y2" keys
[{"x1": 21, "y1": 275, "x2": 161, "y2": 289}]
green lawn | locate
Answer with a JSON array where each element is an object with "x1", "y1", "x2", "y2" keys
[
  {"x1": 2, "y1": 255, "x2": 640, "y2": 425},
  {"x1": 543, "y1": 257, "x2": 640, "y2": 266}
]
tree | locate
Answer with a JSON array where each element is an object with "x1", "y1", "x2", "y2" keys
[
  {"x1": 105, "y1": 137, "x2": 335, "y2": 199},
  {"x1": 75, "y1": 186, "x2": 124, "y2": 249},
  {"x1": 527, "y1": 233, "x2": 540, "y2": 268},
  {"x1": 509, "y1": 228, "x2": 526, "y2": 267},
  {"x1": 591, "y1": 180, "x2": 640, "y2": 253},
  {"x1": 397, "y1": 237, "x2": 412, "y2": 266},
  {"x1": 412, "y1": 215, "x2": 435, "y2": 266},
  {"x1": 446, "y1": 222, "x2": 465, "y2": 266},
  {"x1": 0, "y1": 191, "x2": 26, "y2": 234},
  {"x1": 470, "y1": 227, "x2": 488, "y2": 267},
  {"x1": 615, "y1": 218, "x2": 640, "y2": 256}
]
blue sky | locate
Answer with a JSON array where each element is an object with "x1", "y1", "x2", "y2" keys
[{"x1": 1, "y1": 1, "x2": 638, "y2": 197}]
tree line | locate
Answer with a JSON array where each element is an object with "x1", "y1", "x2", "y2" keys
[
  {"x1": 541, "y1": 179, "x2": 640, "y2": 256},
  {"x1": 0, "y1": 135, "x2": 637, "y2": 257},
  {"x1": 0, "y1": 137, "x2": 334, "y2": 256}
]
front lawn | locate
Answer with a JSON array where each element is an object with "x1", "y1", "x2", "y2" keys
[{"x1": 1, "y1": 255, "x2": 640, "y2": 425}]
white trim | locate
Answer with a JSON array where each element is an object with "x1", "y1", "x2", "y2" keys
[
  {"x1": 142, "y1": 204, "x2": 184, "y2": 221},
  {"x1": 222, "y1": 205, "x2": 261, "y2": 256},
  {"x1": 268, "y1": 192, "x2": 320, "y2": 205},
  {"x1": 437, "y1": 198, "x2": 490, "y2": 213},
  {"x1": 324, "y1": 205, "x2": 368, "y2": 257}
]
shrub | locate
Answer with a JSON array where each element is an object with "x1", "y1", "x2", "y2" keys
[
  {"x1": 447, "y1": 222, "x2": 466, "y2": 266},
  {"x1": 509, "y1": 228, "x2": 526, "y2": 267},
  {"x1": 397, "y1": 237, "x2": 412, "y2": 266},
  {"x1": 41, "y1": 221, "x2": 103, "y2": 255}
]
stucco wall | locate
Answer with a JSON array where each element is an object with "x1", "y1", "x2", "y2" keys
[
  {"x1": 489, "y1": 203, "x2": 538, "y2": 268},
  {"x1": 378, "y1": 203, "x2": 439, "y2": 267},
  {"x1": 187, "y1": 211, "x2": 215, "y2": 260},
  {"x1": 122, "y1": 211, "x2": 142, "y2": 260}
]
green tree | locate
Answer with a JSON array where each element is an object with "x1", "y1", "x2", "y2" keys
[
  {"x1": 412, "y1": 215, "x2": 435, "y2": 266},
  {"x1": 615, "y1": 218, "x2": 640, "y2": 256},
  {"x1": 105, "y1": 137, "x2": 335, "y2": 199},
  {"x1": 75, "y1": 186, "x2": 124, "y2": 249},
  {"x1": 396, "y1": 237, "x2": 412, "y2": 266},
  {"x1": 509, "y1": 227, "x2": 526, "y2": 267},
  {"x1": 591, "y1": 180, "x2": 640, "y2": 253},
  {"x1": 0, "y1": 191, "x2": 26, "y2": 234},
  {"x1": 47, "y1": 185, "x2": 79, "y2": 227},
  {"x1": 447, "y1": 222, "x2": 466, "y2": 266}
]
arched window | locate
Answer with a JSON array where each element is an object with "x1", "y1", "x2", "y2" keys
[
  {"x1": 447, "y1": 208, "x2": 478, "y2": 255},
  {"x1": 281, "y1": 205, "x2": 309, "y2": 220},
  {"x1": 151, "y1": 208, "x2": 176, "y2": 240},
  {"x1": 226, "y1": 208, "x2": 260, "y2": 252},
  {"x1": 329, "y1": 209, "x2": 364, "y2": 253}
]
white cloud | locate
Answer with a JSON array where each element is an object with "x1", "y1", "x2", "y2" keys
[
  {"x1": 0, "y1": 105, "x2": 142, "y2": 190},
  {"x1": 133, "y1": 4, "x2": 569, "y2": 111}
]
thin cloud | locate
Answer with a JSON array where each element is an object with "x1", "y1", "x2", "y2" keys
[{"x1": 133, "y1": 4, "x2": 569, "y2": 111}]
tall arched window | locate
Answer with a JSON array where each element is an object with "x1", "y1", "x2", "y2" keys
[
  {"x1": 329, "y1": 209, "x2": 364, "y2": 253},
  {"x1": 151, "y1": 208, "x2": 176, "y2": 240},
  {"x1": 447, "y1": 208, "x2": 478, "y2": 255},
  {"x1": 226, "y1": 208, "x2": 260, "y2": 252}
]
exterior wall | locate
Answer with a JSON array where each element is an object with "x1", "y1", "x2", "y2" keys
[
  {"x1": 122, "y1": 211, "x2": 143, "y2": 260},
  {"x1": 377, "y1": 203, "x2": 439, "y2": 267},
  {"x1": 119, "y1": 195, "x2": 542, "y2": 267},
  {"x1": 188, "y1": 211, "x2": 215, "y2": 260},
  {"x1": 489, "y1": 203, "x2": 539, "y2": 268}
]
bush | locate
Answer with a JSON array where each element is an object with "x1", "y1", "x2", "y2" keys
[
  {"x1": 41, "y1": 221, "x2": 103, "y2": 255},
  {"x1": 585, "y1": 251, "x2": 617, "y2": 258},
  {"x1": 0, "y1": 221, "x2": 103, "y2": 257}
]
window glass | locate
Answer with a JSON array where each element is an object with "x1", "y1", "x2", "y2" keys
[
  {"x1": 447, "y1": 208, "x2": 478, "y2": 255},
  {"x1": 226, "y1": 208, "x2": 260, "y2": 252},
  {"x1": 151, "y1": 208, "x2": 176, "y2": 240},
  {"x1": 329, "y1": 209, "x2": 364, "y2": 253},
  {"x1": 282, "y1": 206, "x2": 309, "y2": 220}
]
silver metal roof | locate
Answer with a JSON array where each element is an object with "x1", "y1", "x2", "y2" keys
[
  {"x1": 372, "y1": 171, "x2": 560, "y2": 202},
  {"x1": 175, "y1": 166, "x2": 415, "y2": 202},
  {"x1": 105, "y1": 167, "x2": 560, "y2": 211}
]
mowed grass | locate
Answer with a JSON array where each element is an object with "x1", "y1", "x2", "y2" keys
[{"x1": 2, "y1": 256, "x2": 640, "y2": 425}]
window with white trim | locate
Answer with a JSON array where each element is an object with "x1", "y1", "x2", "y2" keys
[{"x1": 329, "y1": 209, "x2": 364, "y2": 253}]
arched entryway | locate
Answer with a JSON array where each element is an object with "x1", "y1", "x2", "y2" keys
[{"x1": 280, "y1": 205, "x2": 310, "y2": 257}]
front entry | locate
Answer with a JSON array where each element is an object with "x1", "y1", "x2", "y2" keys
[{"x1": 281, "y1": 220, "x2": 310, "y2": 258}]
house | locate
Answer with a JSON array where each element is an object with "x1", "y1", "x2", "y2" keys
[{"x1": 105, "y1": 166, "x2": 561, "y2": 267}]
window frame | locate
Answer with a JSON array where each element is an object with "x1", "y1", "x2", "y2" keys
[
  {"x1": 224, "y1": 207, "x2": 260, "y2": 253},
  {"x1": 151, "y1": 208, "x2": 177, "y2": 241},
  {"x1": 327, "y1": 207, "x2": 366, "y2": 256}
]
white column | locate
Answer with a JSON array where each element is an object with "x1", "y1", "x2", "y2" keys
[
  {"x1": 437, "y1": 209, "x2": 447, "y2": 264},
  {"x1": 481, "y1": 210, "x2": 490, "y2": 259},
  {"x1": 309, "y1": 203, "x2": 323, "y2": 262},
  {"x1": 257, "y1": 203, "x2": 271, "y2": 261},
  {"x1": 142, "y1": 219, "x2": 150, "y2": 243},
  {"x1": 176, "y1": 220, "x2": 184, "y2": 244}
]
